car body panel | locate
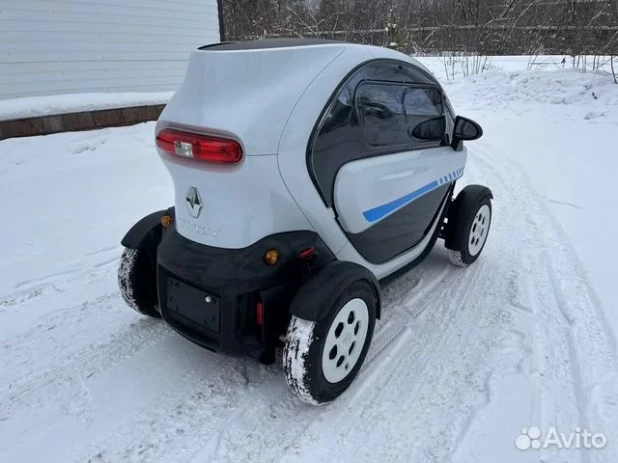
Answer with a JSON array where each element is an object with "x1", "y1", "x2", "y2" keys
[
  {"x1": 278, "y1": 44, "x2": 464, "y2": 277},
  {"x1": 157, "y1": 41, "x2": 469, "y2": 277},
  {"x1": 160, "y1": 153, "x2": 313, "y2": 248},
  {"x1": 334, "y1": 146, "x2": 465, "y2": 234}
]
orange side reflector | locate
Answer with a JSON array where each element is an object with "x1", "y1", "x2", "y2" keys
[
  {"x1": 264, "y1": 249, "x2": 280, "y2": 266},
  {"x1": 161, "y1": 215, "x2": 173, "y2": 229}
]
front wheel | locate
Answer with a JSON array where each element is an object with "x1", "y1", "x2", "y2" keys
[
  {"x1": 118, "y1": 247, "x2": 160, "y2": 318},
  {"x1": 283, "y1": 280, "x2": 376, "y2": 405},
  {"x1": 446, "y1": 186, "x2": 492, "y2": 267}
]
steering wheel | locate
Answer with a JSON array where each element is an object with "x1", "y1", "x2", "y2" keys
[{"x1": 360, "y1": 102, "x2": 394, "y2": 119}]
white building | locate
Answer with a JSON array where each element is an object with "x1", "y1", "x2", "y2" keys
[{"x1": 0, "y1": 0, "x2": 223, "y2": 99}]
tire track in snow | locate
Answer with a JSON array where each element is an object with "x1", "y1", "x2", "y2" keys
[
  {"x1": 286, "y1": 255, "x2": 524, "y2": 463},
  {"x1": 222, "y1": 256, "x2": 505, "y2": 463},
  {"x1": 181, "y1": 263, "x2": 453, "y2": 463},
  {"x1": 472, "y1": 143, "x2": 618, "y2": 462},
  {"x1": 184, "y1": 315, "x2": 413, "y2": 462},
  {"x1": 0, "y1": 294, "x2": 172, "y2": 421},
  {"x1": 476, "y1": 143, "x2": 618, "y2": 353},
  {"x1": 0, "y1": 248, "x2": 121, "y2": 307},
  {"x1": 318, "y1": 263, "x2": 501, "y2": 462},
  {"x1": 74, "y1": 355, "x2": 273, "y2": 463},
  {"x1": 472, "y1": 146, "x2": 585, "y2": 461}
]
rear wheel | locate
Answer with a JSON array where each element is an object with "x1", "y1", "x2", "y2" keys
[
  {"x1": 283, "y1": 280, "x2": 376, "y2": 405},
  {"x1": 118, "y1": 248, "x2": 160, "y2": 318}
]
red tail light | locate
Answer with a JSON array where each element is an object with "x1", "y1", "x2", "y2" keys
[
  {"x1": 299, "y1": 247, "x2": 315, "y2": 259},
  {"x1": 156, "y1": 129, "x2": 243, "y2": 164},
  {"x1": 256, "y1": 301, "x2": 264, "y2": 326}
]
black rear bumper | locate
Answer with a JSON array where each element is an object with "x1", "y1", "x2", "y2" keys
[{"x1": 157, "y1": 227, "x2": 334, "y2": 359}]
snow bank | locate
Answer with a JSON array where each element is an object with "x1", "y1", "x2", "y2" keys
[
  {"x1": 416, "y1": 54, "x2": 617, "y2": 81},
  {"x1": 0, "y1": 92, "x2": 173, "y2": 121}
]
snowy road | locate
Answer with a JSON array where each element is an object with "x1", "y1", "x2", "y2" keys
[{"x1": 1, "y1": 59, "x2": 618, "y2": 462}]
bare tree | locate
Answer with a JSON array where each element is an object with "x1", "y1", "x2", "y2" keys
[{"x1": 223, "y1": 0, "x2": 618, "y2": 57}]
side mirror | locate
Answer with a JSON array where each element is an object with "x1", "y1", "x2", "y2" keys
[
  {"x1": 410, "y1": 116, "x2": 446, "y2": 141},
  {"x1": 453, "y1": 116, "x2": 483, "y2": 141}
]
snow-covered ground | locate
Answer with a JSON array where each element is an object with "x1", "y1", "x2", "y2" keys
[{"x1": 1, "y1": 57, "x2": 617, "y2": 463}]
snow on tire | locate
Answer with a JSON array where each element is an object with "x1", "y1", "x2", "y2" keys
[
  {"x1": 118, "y1": 248, "x2": 160, "y2": 318},
  {"x1": 283, "y1": 280, "x2": 377, "y2": 405},
  {"x1": 447, "y1": 249, "x2": 467, "y2": 267},
  {"x1": 283, "y1": 316, "x2": 321, "y2": 405}
]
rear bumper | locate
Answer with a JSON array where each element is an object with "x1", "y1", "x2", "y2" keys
[{"x1": 157, "y1": 227, "x2": 334, "y2": 358}]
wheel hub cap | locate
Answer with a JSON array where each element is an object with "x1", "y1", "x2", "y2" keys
[
  {"x1": 321, "y1": 298, "x2": 369, "y2": 384},
  {"x1": 468, "y1": 204, "x2": 491, "y2": 257}
]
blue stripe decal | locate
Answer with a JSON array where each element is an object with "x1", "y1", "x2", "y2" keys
[
  {"x1": 363, "y1": 181, "x2": 439, "y2": 222},
  {"x1": 362, "y1": 168, "x2": 465, "y2": 223}
]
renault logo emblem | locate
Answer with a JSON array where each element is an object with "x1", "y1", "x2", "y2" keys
[{"x1": 186, "y1": 187, "x2": 203, "y2": 218}]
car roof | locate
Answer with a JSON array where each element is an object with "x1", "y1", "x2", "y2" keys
[
  {"x1": 196, "y1": 39, "x2": 435, "y2": 82},
  {"x1": 198, "y1": 38, "x2": 344, "y2": 51}
]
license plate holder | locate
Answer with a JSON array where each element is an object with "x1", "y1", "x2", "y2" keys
[{"x1": 166, "y1": 276, "x2": 220, "y2": 333}]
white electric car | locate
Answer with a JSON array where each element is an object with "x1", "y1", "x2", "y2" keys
[{"x1": 119, "y1": 39, "x2": 493, "y2": 404}]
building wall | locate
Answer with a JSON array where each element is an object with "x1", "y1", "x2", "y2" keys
[{"x1": 0, "y1": 0, "x2": 221, "y2": 99}]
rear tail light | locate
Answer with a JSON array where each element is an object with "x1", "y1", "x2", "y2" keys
[
  {"x1": 299, "y1": 247, "x2": 315, "y2": 259},
  {"x1": 156, "y1": 129, "x2": 243, "y2": 164},
  {"x1": 256, "y1": 301, "x2": 264, "y2": 326}
]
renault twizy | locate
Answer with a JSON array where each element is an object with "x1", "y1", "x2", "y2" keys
[{"x1": 118, "y1": 39, "x2": 493, "y2": 404}]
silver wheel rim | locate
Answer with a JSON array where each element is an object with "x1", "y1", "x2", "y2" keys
[
  {"x1": 468, "y1": 204, "x2": 491, "y2": 257},
  {"x1": 321, "y1": 298, "x2": 369, "y2": 384}
]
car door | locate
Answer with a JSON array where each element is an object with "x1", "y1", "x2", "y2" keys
[{"x1": 309, "y1": 61, "x2": 466, "y2": 265}]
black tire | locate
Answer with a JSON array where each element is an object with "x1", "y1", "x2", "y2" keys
[
  {"x1": 446, "y1": 186, "x2": 492, "y2": 267},
  {"x1": 118, "y1": 247, "x2": 160, "y2": 318},
  {"x1": 283, "y1": 280, "x2": 377, "y2": 405}
]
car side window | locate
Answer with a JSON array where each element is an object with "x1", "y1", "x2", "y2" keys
[
  {"x1": 356, "y1": 83, "x2": 408, "y2": 147},
  {"x1": 357, "y1": 83, "x2": 445, "y2": 149},
  {"x1": 404, "y1": 87, "x2": 444, "y2": 144},
  {"x1": 317, "y1": 85, "x2": 355, "y2": 136},
  {"x1": 404, "y1": 87, "x2": 442, "y2": 116}
]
